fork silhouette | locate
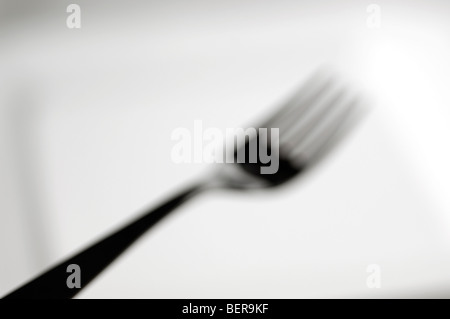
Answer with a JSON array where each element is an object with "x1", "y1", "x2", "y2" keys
[{"x1": 3, "y1": 71, "x2": 360, "y2": 299}]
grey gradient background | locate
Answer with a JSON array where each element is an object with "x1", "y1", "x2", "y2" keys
[{"x1": 1, "y1": 0, "x2": 450, "y2": 298}]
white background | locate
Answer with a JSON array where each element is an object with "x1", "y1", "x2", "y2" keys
[{"x1": 1, "y1": 0, "x2": 450, "y2": 298}]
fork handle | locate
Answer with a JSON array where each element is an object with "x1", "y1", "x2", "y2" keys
[{"x1": 3, "y1": 184, "x2": 203, "y2": 299}]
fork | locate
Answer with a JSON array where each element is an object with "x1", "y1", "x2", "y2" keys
[{"x1": 3, "y1": 71, "x2": 361, "y2": 299}]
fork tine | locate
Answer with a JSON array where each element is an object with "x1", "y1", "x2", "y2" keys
[
  {"x1": 279, "y1": 86, "x2": 347, "y2": 149},
  {"x1": 290, "y1": 97, "x2": 360, "y2": 167},
  {"x1": 261, "y1": 72, "x2": 334, "y2": 129}
]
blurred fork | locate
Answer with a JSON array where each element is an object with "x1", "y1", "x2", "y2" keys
[{"x1": 3, "y1": 71, "x2": 362, "y2": 299}]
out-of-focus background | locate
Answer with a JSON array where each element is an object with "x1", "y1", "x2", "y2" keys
[{"x1": 1, "y1": 0, "x2": 450, "y2": 298}]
